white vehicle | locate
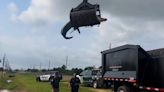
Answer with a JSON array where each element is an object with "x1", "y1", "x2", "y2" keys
[{"x1": 36, "y1": 71, "x2": 62, "y2": 82}]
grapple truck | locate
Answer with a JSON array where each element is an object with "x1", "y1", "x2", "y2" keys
[{"x1": 101, "y1": 44, "x2": 164, "y2": 92}]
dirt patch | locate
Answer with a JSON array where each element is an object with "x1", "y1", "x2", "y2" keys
[
  {"x1": 0, "y1": 90, "x2": 30, "y2": 92},
  {"x1": 90, "y1": 88, "x2": 112, "y2": 92},
  {"x1": 60, "y1": 82, "x2": 111, "y2": 92},
  {"x1": 61, "y1": 82, "x2": 68, "y2": 84},
  {"x1": 63, "y1": 76, "x2": 72, "y2": 79},
  {"x1": 10, "y1": 90, "x2": 30, "y2": 92},
  {"x1": 95, "y1": 89, "x2": 107, "y2": 92}
]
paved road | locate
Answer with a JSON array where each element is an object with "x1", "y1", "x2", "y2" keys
[
  {"x1": 63, "y1": 75, "x2": 72, "y2": 79},
  {"x1": 18, "y1": 72, "x2": 73, "y2": 79}
]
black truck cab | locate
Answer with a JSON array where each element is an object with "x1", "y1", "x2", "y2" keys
[{"x1": 101, "y1": 44, "x2": 164, "y2": 92}]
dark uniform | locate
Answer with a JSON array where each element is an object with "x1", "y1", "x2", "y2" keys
[
  {"x1": 51, "y1": 77, "x2": 60, "y2": 92},
  {"x1": 70, "y1": 77, "x2": 81, "y2": 92}
]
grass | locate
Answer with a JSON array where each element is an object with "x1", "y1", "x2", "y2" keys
[{"x1": 0, "y1": 73, "x2": 112, "y2": 92}]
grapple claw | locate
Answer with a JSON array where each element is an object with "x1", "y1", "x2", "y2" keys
[
  {"x1": 61, "y1": 0, "x2": 107, "y2": 39},
  {"x1": 77, "y1": 28, "x2": 81, "y2": 34},
  {"x1": 61, "y1": 21, "x2": 73, "y2": 39},
  {"x1": 70, "y1": 30, "x2": 74, "y2": 34}
]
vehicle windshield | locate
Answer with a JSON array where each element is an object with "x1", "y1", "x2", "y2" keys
[
  {"x1": 49, "y1": 71, "x2": 61, "y2": 75},
  {"x1": 55, "y1": 72, "x2": 61, "y2": 75},
  {"x1": 92, "y1": 70, "x2": 100, "y2": 75},
  {"x1": 41, "y1": 73, "x2": 46, "y2": 75},
  {"x1": 80, "y1": 70, "x2": 87, "y2": 75}
]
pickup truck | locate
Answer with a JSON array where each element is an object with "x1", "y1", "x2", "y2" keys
[{"x1": 76, "y1": 69, "x2": 107, "y2": 88}]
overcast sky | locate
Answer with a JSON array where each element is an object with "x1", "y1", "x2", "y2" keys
[{"x1": 0, "y1": 0, "x2": 164, "y2": 70}]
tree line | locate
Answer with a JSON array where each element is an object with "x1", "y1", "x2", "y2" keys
[{"x1": 12, "y1": 65, "x2": 102, "y2": 75}]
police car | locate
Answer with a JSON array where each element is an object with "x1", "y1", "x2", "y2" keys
[{"x1": 36, "y1": 71, "x2": 62, "y2": 82}]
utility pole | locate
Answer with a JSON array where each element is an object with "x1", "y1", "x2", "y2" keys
[
  {"x1": 109, "y1": 43, "x2": 111, "y2": 49},
  {"x1": 40, "y1": 62, "x2": 42, "y2": 71},
  {"x1": 66, "y1": 55, "x2": 68, "y2": 70},
  {"x1": 4, "y1": 59, "x2": 6, "y2": 72},
  {"x1": 33, "y1": 65, "x2": 35, "y2": 69},
  {"x1": 1, "y1": 53, "x2": 6, "y2": 79},
  {"x1": 48, "y1": 60, "x2": 50, "y2": 71},
  {"x1": 4, "y1": 59, "x2": 8, "y2": 73}
]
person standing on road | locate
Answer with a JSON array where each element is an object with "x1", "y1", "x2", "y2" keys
[
  {"x1": 68, "y1": 73, "x2": 81, "y2": 92},
  {"x1": 51, "y1": 73, "x2": 60, "y2": 92}
]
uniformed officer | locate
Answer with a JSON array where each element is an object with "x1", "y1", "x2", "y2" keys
[
  {"x1": 68, "y1": 73, "x2": 81, "y2": 92},
  {"x1": 51, "y1": 73, "x2": 60, "y2": 92}
]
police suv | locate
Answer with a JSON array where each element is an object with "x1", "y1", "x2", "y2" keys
[
  {"x1": 36, "y1": 71, "x2": 62, "y2": 82},
  {"x1": 76, "y1": 69, "x2": 106, "y2": 88}
]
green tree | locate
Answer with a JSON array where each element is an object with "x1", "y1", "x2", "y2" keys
[
  {"x1": 0, "y1": 67, "x2": 3, "y2": 71},
  {"x1": 14, "y1": 69, "x2": 19, "y2": 72},
  {"x1": 42, "y1": 69, "x2": 47, "y2": 72},
  {"x1": 72, "y1": 68, "x2": 83, "y2": 75},
  {"x1": 53, "y1": 68, "x2": 58, "y2": 71},
  {"x1": 99, "y1": 66, "x2": 102, "y2": 69},
  {"x1": 31, "y1": 69, "x2": 39, "y2": 72},
  {"x1": 52, "y1": 65, "x2": 84, "y2": 76},
  {"x1": 26, "y1": 69, "x2": 31, "y2": 71},
  {"x1": 62, "y1": 65, "x2": 66, "y2": 70},
  {"x1": 84, "y1": 66, "x2": 94, "y2": 70}
]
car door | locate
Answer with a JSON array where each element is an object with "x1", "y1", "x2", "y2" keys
[
  {"x1": 92, "y1": 70, "x2": 101, "y2": 82},
  {"x1": 83, "y1": 70, "x2": 92, "y2": 84},
  {"x1": 85, "y1": 70, "x2": 92, "y2": 84},
  {"x1": 79, "y1": 70, "x2": 87, "y2": 84},
  {"x1": 44, "y1": 73, "x2": 51, "y2": 81},
  {"x1": 96, "y1": 71, "x2": 102, "y2": 84},
  {"x1": 40, "y1": 73, "x2": 46, "y2": 81}
]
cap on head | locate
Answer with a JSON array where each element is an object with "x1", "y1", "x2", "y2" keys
[{"x1": 54, "y1": 73, "x2": 57, "y2": 77}]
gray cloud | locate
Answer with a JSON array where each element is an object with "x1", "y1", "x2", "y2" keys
[
  {"x1": 0, "y1": 35, "x2": 102, "y2": 70},
  {"x1": 57, "y1": 0, "x2": 164, "y2": 20},
  {"x1": 10, "y1": 0, "x2": 164, "y2": 26},
  {"x1": 96, "y1": 0, "x2": 164, "y2": 20},
  {"x1": 91, "y1": 13, "x2": 164, "y2": 50}
]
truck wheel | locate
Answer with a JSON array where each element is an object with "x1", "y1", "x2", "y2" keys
[
  {"x1": 105, "y1": 83, "x2": 111, "y2": 89},
  {"x1": 105, "y1": 82, "x2": 111, "y2": 89},
  {"x1": 117, "y1": 86, "x2": 130, "y2": 92},
  {"x1": 93, "y1": 81, "x2": 98, "y2": 88},
  {"x1": 36, "y1": 78, "x2": 40, "y2": 82}
]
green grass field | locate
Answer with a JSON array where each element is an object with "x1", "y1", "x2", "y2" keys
[{"x1": 0, "y1": 73, "x2": 112, "y2": 92}]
